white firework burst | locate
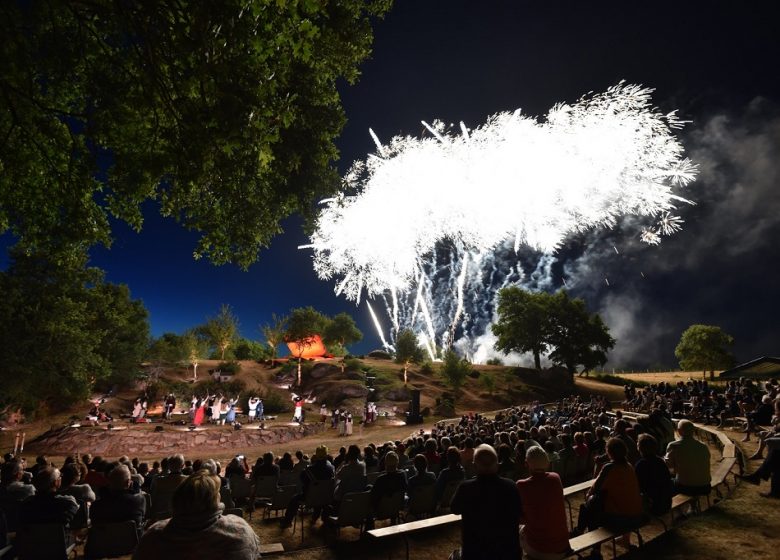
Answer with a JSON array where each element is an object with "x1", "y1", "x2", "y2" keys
[{"x1": 657, "y1": 212, "x2": 685, "y2": 236}]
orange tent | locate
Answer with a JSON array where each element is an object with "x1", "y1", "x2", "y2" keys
[{"x1": 286, "y1": 334, "x2": 327, "y2": 359}]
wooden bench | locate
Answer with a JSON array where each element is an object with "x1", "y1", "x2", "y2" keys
[
  {"x1": 567, "y1": 525, "x2": 643, "y2": 558},
  {"x1": 258, "y1": 542, "x2": 284, "y2": 555},
  {"x1": 562, "y1": 479, "x2": 595, "y2": 529},
  {"x1": 367, "y1": 513, "x2": 461, "y2": 560}
]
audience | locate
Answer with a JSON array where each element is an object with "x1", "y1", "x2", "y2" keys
[
  {"x1": 90, "y1": 465, "x2": 146, "y2": 537},
  {"x1": 280, "y1": 445, "x2": 334, "y2": 528},
  {"x1": 19, "y1": 467, "x2": 79, "y2": 526},
  {"x1": 665, "y1": 420, "x2": 711, "y2": 496},
  {"x1": 634, "y1": 434, "x2": 673, "y2": 515}
]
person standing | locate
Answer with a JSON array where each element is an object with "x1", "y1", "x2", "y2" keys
[
  {"x1": 293, "y1": 397, "x2": 303, "y2": 424},
  {"x1": 164, "y1": 394, "x2": 176, "y2": 420},
  {"x1": 226, "y1": 396, "x2": 239, "y2": 425},
  {"x1": 256, "y1": 399, "x2": 264, "y2": 421},
  {"x1": 346, "y1": 413, "x2": 353, "y2": 436},
  {"x1": 450, "y1": 444, "x2": 522, "y2": 560},
  {"x1": 247, "y1": 397, "x2": 259, "y2": 423}
]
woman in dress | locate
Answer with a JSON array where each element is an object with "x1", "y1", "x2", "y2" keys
[
  {"x1": 339, "y1": 413, "x2": 347, "y2": 436},
  {"x1": 345, "y1": 413, "x2": 353, "y2": 436},
  {"x1": 194, "y1": 396, "x2": 207, "y2": 426},
  {"x1": 220, "y1": 398, "x2": 229, "y2": 425},
  {"x1": 226, "y1": 396, "x2": 239, "y2": 424},
  {"x1": 212, "y1": 397, "x2": 222, "y2": 424},
  {"x1": 131, "y1": 399, "x2": 142, "y2": 419}
]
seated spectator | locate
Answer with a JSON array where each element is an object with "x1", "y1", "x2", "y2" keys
[
  {"x1": 202, "y1": 460, "x2": 234, "y2": 509},
  {"x1": 278, "y1": 452, "x2": 295, "y2": 472},
  {"x1": 435, "y1": 447, "x2": 465, "y2": 503},
  {"x1": 634, "y1": 434, "x2": 673, "y2": 515},
  {"x1": 90, "y1": 465, "x2": 146, "y2": 538},
  {"x1": 281, "y1": 446, "x2": 335, "y2": 528},
  {"x1": 424, "y1": 439, "x2": 441, "y2": 470},
  {"x1": 460, "y1": 438, "x2": 475, "y2": 468},
  {"x1": 252, "y1": 452, "x2": 280, "y2": 478},
  {"x1": 370, "y1": 452, "x2": 407, "y2": 508},
  {"x1": 59, "y1": 463, "x2": 96, "y2": 503},
  {"x1": 150, "y1": 454, "x2": 188, "y2": 517},
  {"x1": 516, "y1": 446, "x2": 570, "y2": 560},
  {"x1": 740, "y1": 433, "x2": 780, "y2": 498},
  {"x1": 744, "y1": 395, "x2": 775, "y2": 442},
  {"x1": 84, "y1": 457, "x2": 109, "y2": 493},
  {"x1": 334, "y1": 445, "x2": 367, "y2": 500},
  {"x1": 20, "y1": 467, "x2": 79, "y2": 526},
  {"x1": 664, "y1": 420, "x2": 711, "y2": 495},
  {"x1": 408, "y1": 454, "x2": 436, "y2": 490},
  {"x1": 0, "y1": 460, "x2": 35, "y2": 501},
  {"x1": 576, "y1": 438, "x2": 643, "y2": 559},
  {"x1": 450, "y1": 444, "x2": 522, "y2": 560},
  {"x1": 133, "y1": 469, "x2": 260, "y2": 560}
]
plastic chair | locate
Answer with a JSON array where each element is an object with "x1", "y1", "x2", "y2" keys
[
  {"x1": 15, "y1": 523, "x2": 76, "y2": 560},
  {"x1": 229, "y1": 475, "x2": 253, "y2": 505},
  {"x1": 84, "y1": 521, "x2": 139, "y2": 559},
  {"x1": 327, "y1": 490, "x2": 372, "y2": 537},
  {"x1": 406, "y1": 483, "x2": 437, "y2": 519},
  {"x1": 294, "y1": 478, "x2": 335, "y2": 542},
  {"x1": 261, "y1": 485, "x2": 297, "y2": 519},
  {"x1": 252, "y1": 475, "x2": 279, "y2": 502}
]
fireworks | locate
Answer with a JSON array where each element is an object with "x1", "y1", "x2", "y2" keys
[{"x1": 303, "y1": 83, "x2": 697, "y2": 356}]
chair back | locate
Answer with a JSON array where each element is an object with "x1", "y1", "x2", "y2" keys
[
  {"x1": 374, "y1": 490, "x2": 404, "y2": 521},
  {"x1": 336, "y1": 491, "x2": 371, "y2": 527},
  {"x1": 279, "y1": 470, "x2": 298, "y2": 487},
  {"x1": 149, "y1": 488, "x2": 175, "y2": 520},
  {"x1": 16, "y1": 523, "x2": 74, "y2": 560},
  {"x1": 253, "y1": 475, "x2": 279, "y2": 500},
  {"x1": 304, "y1": 479, "x2": 335, "y2": 510},
  {"x1": 84, "y1": 520, "x2": 138, "y2": 560},
  {"x1": 0, "y1": 499, "x2": 22, "y2": 533},
  {"x1": 407, "y1": 483, "x2": 437, "y2": 517},
  {"x1": 229, "y1": 475, "x2": 253, "y2": 503},
  {"x1": 439, "y1": 479, "x2": 462, "y2": 509},
  {"x1": 268, "y1": 485, "x2": 297, "y2": 512},
  {"x1": 367, "y1": 471, "x2": 382, "y2": 485},
  {"x1": 70, "y1": 500, "x2": 90, "y2": 530}
]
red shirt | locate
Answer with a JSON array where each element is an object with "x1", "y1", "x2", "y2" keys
[{"x1": 516, "y1": 472, "x2": 570, "y2": 554}]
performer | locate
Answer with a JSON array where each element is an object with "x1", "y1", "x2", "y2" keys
[
  {"x1": 164, "y1": 393, "x2": 176, "y2": 419},
  {"x1": 219, "y1": 398, "x2": 229, "y2": 425},
  {"x1": 131, "y1": 398, "x2": 142, "y2": 420},
  {"x1": 346, "y1": 412, "x2": 353, "y2": 436},
  {"x1": 256, "y1": 399, "x2": 264, "y2": 422},
  {"x1": 247, "y1": 396, "x2": 260, "y2": 423},
  {"x1": 293, "y1": 396, "x2": 303, "y2": 424},
  {"x1": 331, "y1": 407, "x2": 340, "y2": 428},
  {"x1": 226, "y1": 395, "x2": 239, "y2": 424},
  {"x1": 189, "y1": 396, "x2": 198, "y2": 423},
  {"x1": 339, "y1": 413, "x2": 347, "y2": 436},
  {"x1": 194, "y1": 396, "x2": 207, "y2": 426},
  {"x1": 212, "y1": 396, "x2": 223, "y2": 424},
  {"x1": 320, "y1": 403, "x2": 328, "y2": 423},
  {"x1": 139, "y1": 395, "x2": 148, "y2": 419}
]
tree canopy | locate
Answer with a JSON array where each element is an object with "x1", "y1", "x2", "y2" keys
[
  {"x1": 0, "y1": 251, "x2": 149, "y2": 414},
  {"x1": 284, "y1": 306, "x2": 328, "y2": 385},
  {"x1": 675, "y1": 324, "x2": 735, "y2": 378},
  {"x1": 323, "y1": 311, "x2": 362, "y2": 371},
  {"x1": 261, "y1": 313, "x2": 288, "y2": 360},
  {"x1": 492, "y1": 287, "x2": 614, "y2": 375},
  {"x1": 199, "y1": 304, "x2": 239, "y2": 360},
  {"x1": 440, "y1": 349, "x2": 470, "y2": 399},
  {"x1": 394, "y1": 328, "x2": 424, "y2": 384},
  {"x1": 0, "y1": 0, "x2": 392, "y2": 267}
]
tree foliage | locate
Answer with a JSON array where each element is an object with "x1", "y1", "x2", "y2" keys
[
  {"x1": 440, "y1": 350, "x2": 471, "y2": 399},
  {"x1": 0, "y1": 0, "x2": 392, "y2": 267},
  {"x1": 284, "y1": 306, "x2": 328, "y2": 385},
  {"x1": 492, "y1": 287, "x2": 614, "y2": 375},
  {"x1": 492, "y1": 287, "x2": 553, "y2": 369},
  {"x1": 199, "y1": 304, "x2": 239, "y2": 360},
  {"x1": 233, "y1": 338, "x2": 270, "y2": 361},
  {"x1": 0, "y1": 251, "x2": 149, "y2": 414},
  {"x1": 260, "y1": 313, "x2": 288, "y2": 360},
  {"x1": 675, "y1": 324, "x2": 735, "y2": 378},
  {"x1": 394, "y1": 329, "x2": 424, "y2": 384},
  {"x1": 323, "y1": 311, "x2": 362, "y2": 371}
]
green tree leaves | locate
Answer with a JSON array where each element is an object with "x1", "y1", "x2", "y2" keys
[{"x1": 675, "y1": 324, "x2": 735, "y2": 378}]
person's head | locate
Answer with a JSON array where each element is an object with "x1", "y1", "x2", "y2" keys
[
  {"x1": 525, "y1": 445, "x2": 550, "y2": 473},
  {"x1": 171, "y1": 470, "x2": 221, "y2": 518},
  {"x1": 201, "y1": 459, "x2": 220, "y2": 477},
  {"x1": 33, "y1": 467, "x2": 61, "y2": 494},
  {"x1": 605, "y1": 437, "x2": 628, "y2": 463},
  {"x1": 413, "y1": 454, "x2": 428, "y2": 474},
  {"x1": 60, "y1": 463, "x2": 81, "y2": 489},
  {"x1": 637, "y1": 434, "x2": 659, "y2": 458},
  {"x1": 1, "y1": 460, "x2": 24, "y2": 486},
  {"x1": 346, "y1": 445, "x2": 361, "y2": 462},
  {"x1": 384, "y1": 452, "x2": 399, "y2": 472},
  {"x1": 473, "y1": 444, "x2": 498, "y2": 475},
  {"x1": 169, "y1": 454, "x2": 185, "y2": 473},
  {"x1": 313, "y1": 446, "x2": 329, "y2": 462},
  {"x1": 677, "y1": 419, "x2": 695, "y2": 438},
  {"x1": 263, "y1": 452, "x2": 275, "y2": 466},
  {"x1": 108, "y1": 465, "x2": 132, "y2": 491},
  {"x1": 446, "y1": 446, "x2": 461, "y2": 468}
]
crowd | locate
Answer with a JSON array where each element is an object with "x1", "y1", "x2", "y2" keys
[{"x1": 0, "y1": 378, "x2": 776, "y2": 560}]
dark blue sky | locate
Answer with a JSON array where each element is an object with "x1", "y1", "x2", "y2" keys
[{"x1": 4, "y1": 0, "x2": 780, "y2": 366}]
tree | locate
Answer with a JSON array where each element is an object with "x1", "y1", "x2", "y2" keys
[
  {"x1": 440, "y1": 350, "x2": 471, "y2": 400},
  {"x1": 0, "y1": 1, "x2": 392, "y2": 268},
  {"x1": 261, "y1": 313, "x2": 288, "y2": 360},
  {"x1": 181, "y1": 330, "x2": 209, "y2": 381},
  {"x1": 0, "y1": 250, "x2": 149, "y2": 414},
  {"x1": 284, "y1": 306, "x2": 328, "y2": 386},
  {"x1": 492, "y1": 287, "x2": 554, "y2": 369},
  {"x1": 675, "y1": 325, "x2": 735, "y2": 379},
  {"x1": 200, "y1": 304, "x2": 239, "y2": 360},
  {"x1": 233, "y1": 338, "x2": 270, "y2": 361},
  {"x1": 479, "y1": 372, "x2": 496, "y2": 395},
  {"x1": 394, "y1": 329, "x2": 424, "y2": 385},
  {"x1": 323, "y1": 312, "x2": 363, "y2": 372},
  {"x1": 546, "y1": 291, "x2": 615, "y2": 377}
]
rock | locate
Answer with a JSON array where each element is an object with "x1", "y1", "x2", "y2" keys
[
  {"x1": 384, "y1": 387, "x2": 411, "y2": 401},
  {"x1": 309, "y1": 363, "x2": 340, "y2": 379}
]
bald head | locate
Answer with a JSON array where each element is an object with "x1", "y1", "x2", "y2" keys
[
  {"x1": 108, "y1": 465, "x2": 132, "y2": 491},
  {"x1": 473, "y1": 444, "x2": 498, "y2": 475},
  {"x1": 677, "y1": 419, "x2": 695, "y2": 438},
  {"x1": 33, "y1": 467, "x2": 60, "y2": 494}
]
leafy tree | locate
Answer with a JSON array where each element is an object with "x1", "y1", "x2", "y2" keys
[
  {"x1": 479, "y1": 372, "x2": 496, "y2": 395},
  {"x1": 199, "y1": 304, "x2": 239, "y2": 359},
  {"x1": 492, "y1": 287, "x2": 554, "y2": 369},
  {"x1": 148, "y1": 333, "x2": 189, "y2": 365},
  {"x1": 323, "y1": 312, "x2": 363, "y2": 372},
  {"x1": 0, "y1": 250, "x2": 149, "y2": 414},
  {"x1": 546, "y1": 291, "x2": 615, "y2": 376},
  {"x1": 284, "y1": 306, "x2": 328, "y2": 386},
  {"x1": 233, "y1": 338, "x2": 270, "y2": 361},
  {"x1": 261, "y1": 313, "x2": 288, "y2": 360},
  {"x1": 440, "y1": 350, "x2": 471, "y2": 399},
  {"x1": 0, "y1": 0, "x2": 392, "y2": 268},
  {"x1": 675, "y1": 324, "x2": 735, "y2": 379},
  {"x1": 394, "y1": 329, "x2": 424, "y2": 385},
  {"x1": 181, "y1": 330, "x2": 209, "y2": 381}
]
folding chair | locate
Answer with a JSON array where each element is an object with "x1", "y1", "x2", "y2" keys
[
  {"x1": 327, "y1": 490, "x2": 372, "y2": 537},
  {"x1": 374, "y1": 490, "x2": 405, "y2": 525},
  {"x1": 406, "y1": 484, "x2": 437, "y2": 520},
  {"x1": 16, "y1": 523, "x2": 76, "y2": 560},
  {"x1": 84, "y1": 521, "x2": 139, "y2": 560},
  {"x1": 261, "y1": 485, "x2": 297, "y2": 520},
  {"x1": 293, "y1": 478, "x2": 335, "y2": 542}
]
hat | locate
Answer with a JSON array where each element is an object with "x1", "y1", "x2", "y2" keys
[{"x1": 314, "y1": 445, "x2": 328, "y2": 460}]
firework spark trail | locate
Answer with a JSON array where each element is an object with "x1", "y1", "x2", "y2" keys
[{"x1": 305, "y1": 83, "x2": 697, "y2": 354}]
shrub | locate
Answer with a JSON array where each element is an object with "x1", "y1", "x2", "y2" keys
[
  {"x1": 217, "y1": 361, "x2": 242, "y2": 375},
  {"x1": 486, "y1": 357, "x2": 504, "y2": 366},
  {"x1": 233, "y1": 339, "x2": 270, "y2": 361},
  {"x1": 592, "y1": 374, "x2": 649, "y2": 388},
  {"x1": 468, "y1": 369, "x2": 481, "y2": 379},
  {"x1": 419, "y1": 361, "x2": 435, "y2": 375},
  {"x1": 344, "y1": 358, "x2": 365, "y2": 372}
]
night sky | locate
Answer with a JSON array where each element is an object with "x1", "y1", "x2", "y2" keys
[{"x1": 5, "y1": 1, "x2": 780, "y2": 368}]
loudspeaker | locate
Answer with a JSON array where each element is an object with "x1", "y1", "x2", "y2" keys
[{"x1": 406, "y1": 389, "x2": 423, "y2": 425}]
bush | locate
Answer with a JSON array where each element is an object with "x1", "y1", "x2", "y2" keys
[
  {"x1": 468, "y1": 369, "x2": 481, "y2": 379},
  {"x1": 592, "y1": 374, "x2": 649, "y2": 388},
  {"x1": 343, "y1": 358, "x2": 365, "y2": 372},
  {"x1": 486, "y1": 357, "x2": 504, "y2": 366},
  {"x1": 234, "y1": 339, "x2": 270, "y2": 361},
  {"x1": 419, "y1": 361, "x2": 435, "y2": 375},
  {"x1": 217, "y1": 361, "x2": 242, "y2": 375},
  {"x1": 260, "y1": 389, "x2": 292, "y2": 414}
]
